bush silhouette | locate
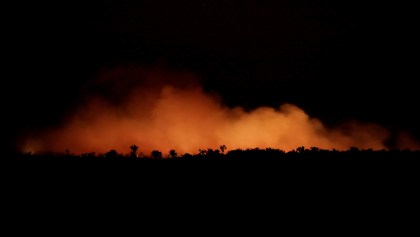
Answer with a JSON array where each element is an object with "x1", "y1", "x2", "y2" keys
[
  {"x1": 105, "y1": 149, "x2": 119, "y2": 159},
  {"x1": 151, "y1": 150, "x2": 163, "y2": 159}
]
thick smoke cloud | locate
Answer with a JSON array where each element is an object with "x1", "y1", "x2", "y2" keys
[{"x1": 21, "y1": 67, "x2": 419, "y2": 155}]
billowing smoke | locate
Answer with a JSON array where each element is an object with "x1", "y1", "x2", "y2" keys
[{"x1": 21, "y1": 67, "x2": 420, "y2": 155}]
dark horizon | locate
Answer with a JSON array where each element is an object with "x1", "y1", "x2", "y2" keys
[{"x1": 3, "y1": 1, "x2": 419, "y2": 151}]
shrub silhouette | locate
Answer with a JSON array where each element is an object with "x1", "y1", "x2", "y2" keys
[
  {"x1": 198, "y1": 149, "x2": 207, "y2": 156},
  {"x1": 151, "y1": 150, "x2": 163, "y2": 159},
  {"x1": 105, "y1": 149, "x2": 119, "y2": 159}
]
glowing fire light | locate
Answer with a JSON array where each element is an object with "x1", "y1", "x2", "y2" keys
[{"x1": 21, "y1": 67, "x2": 419, "y2": 155}]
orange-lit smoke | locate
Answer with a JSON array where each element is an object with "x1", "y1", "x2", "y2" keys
[{"x1": 21, "y1": 67, "x2": 420, "y2": 155}]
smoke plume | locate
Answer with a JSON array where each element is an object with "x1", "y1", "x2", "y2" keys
[{"x1": 21, "y1": 66, "x2": 419, "y2": 155}]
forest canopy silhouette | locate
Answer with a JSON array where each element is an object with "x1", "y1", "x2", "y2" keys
[{"x1": 20, "y1": 66, "x2": 420, "y2": 155}]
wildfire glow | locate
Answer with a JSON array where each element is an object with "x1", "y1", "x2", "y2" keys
[{"x1": 21, "y1": 67, "x2": 420, "y2": 155}]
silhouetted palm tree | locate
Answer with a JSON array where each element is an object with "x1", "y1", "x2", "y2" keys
[{"x1": 130, "y1": 145, "x2": 139, "y2": 158}]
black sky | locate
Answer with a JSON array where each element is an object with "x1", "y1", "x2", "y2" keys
[{"x1": 3, "y1": 0, "x2": 419, "y2": 150}]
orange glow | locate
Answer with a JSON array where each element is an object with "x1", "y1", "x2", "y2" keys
[{"x1": 21, "y1": 67, "x2": 420, "y2": 155}]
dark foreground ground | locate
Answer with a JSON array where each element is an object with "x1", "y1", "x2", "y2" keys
[{"x1": 2, "y1": 148, "x2": 419, "y2": 231}]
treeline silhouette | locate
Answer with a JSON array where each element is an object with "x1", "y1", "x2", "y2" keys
[
  {"x1": 9, "y1": 145, "x2": 420, "y2": 162},
  {"x1": 5, "y1": 146, "x2": 420, "y2": 188}
]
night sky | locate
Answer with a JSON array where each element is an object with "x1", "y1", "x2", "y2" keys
[{"x1": 3, "y1": 1, "x2": 419, "y2": 151}]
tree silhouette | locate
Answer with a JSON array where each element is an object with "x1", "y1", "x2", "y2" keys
[
  {"x1": 169, "y1": 149, "x2": 177, "y2": 159},
  {"x1": 151, "y1": 150, "x2": 163, "y2": 159},
  {"x1": 130, "y1": 145, "x2": 139, "y2": 158},
  {"x1": 206, "y1": 148, "x2": 220, "y2": 158},
  {"x1": 220, "y1": 145, "x2": 227, "y2": 154},
  {"x1": 105, "y1": 149, "x2": 119, "y2": 159},
  {"x1": 296, "y1": 146, "x2": 306, "y2": 153},
  {"x1": 310, "y1": 147, "x2": 320, "y2": 152}
]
